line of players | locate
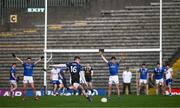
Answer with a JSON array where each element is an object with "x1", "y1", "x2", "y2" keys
[
  {"x1": 137, "y1": 62, "x2": 173, "y2": 96},
  {"x1": 46, "y1": 51, "x2": 174, "y2": 97},
  {"x1": 10, "y1": 54, "x2": 93, "y2": 102},
  {"x1": 9, "y1": 51, "x2": 173, "y2": 101}
]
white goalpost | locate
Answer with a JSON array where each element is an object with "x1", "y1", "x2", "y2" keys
[{"x1": 43, "y1": 0, "x2": 163, "y2": 91}]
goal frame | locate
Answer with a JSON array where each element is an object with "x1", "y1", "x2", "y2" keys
[{"x1": 43, "y1": 0, "x2": 162, "y2": 89}]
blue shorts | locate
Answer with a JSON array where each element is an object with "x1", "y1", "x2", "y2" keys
[
  {"x1": 166, "y1": 79, "x2": 172, "y2": 86},
  {"x1": 51, "y1": 80, "x2": 60, "y2": 85}
]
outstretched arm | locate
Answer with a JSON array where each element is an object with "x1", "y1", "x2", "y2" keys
[
  {"x1": 119, "y1": 52, "x2": 125, "y2": 63},
  {"x1": 49, "y1": 64, "x2": 67, "y2": 68},
  {"x1": 12, "y1": 53, "x2": 23, "y2": 64},
  {"x1": 34, "y1": 56, "x2": 44, "y2": 65},
  {"x1": 99, "y1": 50, "x2": 108, "y2": 63}
]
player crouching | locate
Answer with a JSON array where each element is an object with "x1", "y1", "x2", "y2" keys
[{"x1": 50, "y1": 67, "x2": 64, "y2": 96}]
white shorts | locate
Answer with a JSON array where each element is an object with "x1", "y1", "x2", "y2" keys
[
  {"x1": 23, "y1": 76, "x2": 34, "y2": 84},
  {"x1": 139, "y1": 79, "x2": 147, "y2": 84},
  {"x1": 10, "y1": 80, "x2": 17, "y2": 85},
  {"x1": 73, "y1": 83, "x2": 80, "y2": 90},
  {"x1": 109, "y1": 75, "x2": 119, "y2": 84},
  {"x1": 156, "y1": 78, "x2": 164, "y2": 85}
]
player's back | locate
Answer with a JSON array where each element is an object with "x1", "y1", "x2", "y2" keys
[{"x1": 67, "y1": 62, "x2": 82, "y2": 83}]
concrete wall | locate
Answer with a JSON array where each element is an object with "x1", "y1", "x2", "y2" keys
[{"x1": 1, "y1": 0, "x2": 160, "y2": 28}]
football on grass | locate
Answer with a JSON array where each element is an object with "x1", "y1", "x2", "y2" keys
[{"x1": 101, "y1": 97, "x2": 107, "y2": 103}]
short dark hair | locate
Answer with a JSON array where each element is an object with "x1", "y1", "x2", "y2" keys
[
  {"x1": 111, "y1": 56, "x2": 116, "y2": 60},
  {"x1": 156, "y1": 62, "x2": 160, "y2": 65},
  {"x1": 142, "y1": 63, "x2": 146, "y2": 66},
  {"x1": 126, "y1": 67, "x2": 129, "y2": 70},
  {"x1": 74, "y1": 56, "x2": 80, "y2": 60},
  {"x1": 166, "y1": 63, "x2": 170, "y2": 66},
  {"x1": 12, "y1": 63, "x2": 16, "y2": 66},
  {"x1": 27, "y1": 57, "x2": 31, "y2": 60}
]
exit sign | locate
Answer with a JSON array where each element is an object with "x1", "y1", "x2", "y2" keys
[{"x1": 27, "y1": 8, "x2": 45, "y2": 13}]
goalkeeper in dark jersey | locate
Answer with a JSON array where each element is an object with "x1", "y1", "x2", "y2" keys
[{"x1": 84, "y1": 64, "x2": 94, "y2": 93}]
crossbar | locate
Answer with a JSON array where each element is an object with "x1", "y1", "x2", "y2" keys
[{"x1": 45, "y1": 48, "x2": 161, "y2": 53}]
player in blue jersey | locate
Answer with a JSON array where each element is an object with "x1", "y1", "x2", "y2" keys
[
  {"x1": 9, "y1": 63, "x2": 17, "y2": 98},
  {"x1": 99, "y1": 50, "x2": 120, "y2": 98},
  {"x1": 50, "y1": 56, "x2": 92, "y2": 102},
  {"x1": 12, "y1": 53, "x2": 43, "y2": 100},
  {"x1": 151, "y1": 63, "x2": 165, "y2": 95},
  {"x1": 137, "y1": 63, "x2": 149, "y2": 95}
]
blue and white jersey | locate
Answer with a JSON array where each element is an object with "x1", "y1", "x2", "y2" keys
[
  {"x1": 107, "y1": 62, "x2": 119, "y2": 76},
  {"x1": 23, "y1": 63, "x2": 35, "y2": 76},
  {"x1": 9, "y1": 67, "x2": 16, "y2": 80},
  {"x1": 165, "y1": 68, "x2": 173, "y2": 80},
  {"x1": 51, "y1": 68, "x2": 60, "y2": 80},
  {"x1": 154, "y1": 67, "x2": 165, "y2": 80},
  {"x1": 139, "y1": 68, "x2": 148, "y2": 79}
]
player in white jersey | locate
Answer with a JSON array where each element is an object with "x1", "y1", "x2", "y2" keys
[
  {"x1": 50, "y1": 67, "x2": 64, "y2": 96},
  {"x1": 165, "y1": 64, "x2": 173, "y2": 96}
]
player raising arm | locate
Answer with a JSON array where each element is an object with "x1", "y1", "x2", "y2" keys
[
  {"x1": 12, "y1": 53, "x2": 44, "y2": 100},
  {"x1": 99, "y1": 49, "x2": 121, "y2": 98}
]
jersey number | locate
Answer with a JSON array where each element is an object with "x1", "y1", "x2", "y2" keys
[{"x1": 70, "y1": 66, "x2": 77, "y2": 73}]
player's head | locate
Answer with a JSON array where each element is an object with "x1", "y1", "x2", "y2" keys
[
  {"x1": 111, "y1": 56, "x2": 116, "y2": 63},
  {"x1": 12, "y1": 63, "x2": 16, "y2": 67},
  {"x1": 166, "y1": 63, "x2": 170, "y2": 69},
  {"x1": 126, "y1": 67, "x2": 129, "y2": 71},
  {"x1": 85, "y1": 64, "x2": 91, "y2": 68},
  {"x1": 156, "y1": 62, "x2": 160, "y2": 68},
  {"x1": 74, "y1": 56, "x2": 80, "y2": 63},
  {"x1": 27, "y1": 57, "x2": 32, "y2": 63},
  {"x1": 142, "y1": 63, "x2": 146, "y2": 68}
]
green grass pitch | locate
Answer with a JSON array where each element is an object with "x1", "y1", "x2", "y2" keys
[{"x1": 0, "y1": 95, "x2": 180, "y2": 108}]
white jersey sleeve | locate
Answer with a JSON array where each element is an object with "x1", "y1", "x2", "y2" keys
[
  {"x1": 51, "y1": 68, "x2": 59, "y2": 80},
  {"x1": 166, "y1": 68, "x2": 173, "y2": 79}
]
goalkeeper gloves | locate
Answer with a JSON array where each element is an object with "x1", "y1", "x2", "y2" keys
[
  {"x1": 41, "y1": 56, "x2": 44, "y2": 60},
  {"x1": 12, "y1": 53, "x2": 16, "y2": 58}
]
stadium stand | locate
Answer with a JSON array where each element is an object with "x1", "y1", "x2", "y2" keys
[{"x1": 0, "y1": 0, "x2": 179, "y2": 93}]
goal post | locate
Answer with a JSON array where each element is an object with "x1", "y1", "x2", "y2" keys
[{"x1": 43, "y1": 0, "x2": 163, "y2": 93}]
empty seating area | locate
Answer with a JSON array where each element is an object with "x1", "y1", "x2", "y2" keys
[{"x1": 0, "y1": 0, "x2": 180, "y2": 93}]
